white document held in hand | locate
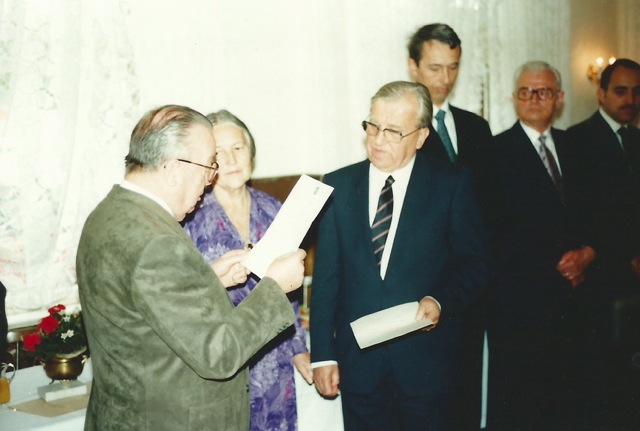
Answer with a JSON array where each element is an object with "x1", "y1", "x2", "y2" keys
[
  {"x1": 243, "y1": 174, "x2": 333, "y2": 278},
  {"x1": 350, "y1": 302, "x2": 434, "y2": 349}
]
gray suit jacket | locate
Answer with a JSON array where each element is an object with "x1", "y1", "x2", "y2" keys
[{"x1": 77, "y1": 185, "x2": 295, "y2": 431}]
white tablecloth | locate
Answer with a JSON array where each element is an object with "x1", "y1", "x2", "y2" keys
[
  {"x1": 0, "y1": 360, "x2": 92, "y2": 431},
  {"x1": 0, "y1": 358, "x2": 343, "y2": 431}
]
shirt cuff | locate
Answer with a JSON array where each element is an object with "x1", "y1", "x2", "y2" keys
[{"x1": 311, "y1": 360, "x2": 338, "y2": 369}]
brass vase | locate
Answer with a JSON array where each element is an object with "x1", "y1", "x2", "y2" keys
[{"x1": 42, "y1": 351, "x2": 88, "y2": 381}]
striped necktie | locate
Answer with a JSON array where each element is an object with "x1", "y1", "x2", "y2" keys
[
  {"x1": 538, "y1": 134, "x2": 564, "y2": 203},
  {"x1": 371, "y1": 176, "x2": 394, "y2": 266}
]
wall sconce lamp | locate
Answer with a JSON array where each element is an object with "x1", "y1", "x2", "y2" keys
[{"x1": 587, "y1": 56, "x2": 616, "y2": 84}]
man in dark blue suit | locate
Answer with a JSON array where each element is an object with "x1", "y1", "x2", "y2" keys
[
  {"x1": 487, "y1": 61, "x2": 596, "y2": 431},
  {"x1": 311, "y1": 81, "x2": 489, "y2": 431},
  {"x1": 408, "y1": 24, "x2": 494, "y2": 430}
]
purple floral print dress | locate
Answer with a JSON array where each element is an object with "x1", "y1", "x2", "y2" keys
[{"x1": 184, "y1": 187, "x2": 307, "y2": 431}]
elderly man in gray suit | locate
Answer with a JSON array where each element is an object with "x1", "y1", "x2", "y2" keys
[{"x1": 76, "y1": 105, "x2": 306, "y2": 431}]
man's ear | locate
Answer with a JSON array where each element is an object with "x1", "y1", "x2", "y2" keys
[
  {"x1": 597, "y1": 86, "x2": 606, "y2": 106},
  {"x1": 415, "y1": 126, "x2": 429, "y2": 150},
  {"x1": 555, "y1": 90, "x2": 565, "y2": 111},
  {"x1": 163, "y1": 159, "x2": 180, "y2": 187},
  {"x1": 408, "y1": 58, "x2": 419, "y2": 80}
]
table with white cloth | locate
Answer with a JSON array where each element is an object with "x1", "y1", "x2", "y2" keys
[
  {"x1": 0, "y1": 358, "x2": 343, "y2": 431},
  {"x1": 0, "y1": 360, "x2": 93, "y2": 431}
]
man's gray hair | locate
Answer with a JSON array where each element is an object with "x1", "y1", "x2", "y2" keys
[
  {"x1": 371, "y1": 81, "x2": 433, "y2": 127},
  {"x1": 125, "y1": 105, "x2": 212, "y2": 174},
  {"x1": 513, "y1": 61, "x2": 562, "y2": 90}
]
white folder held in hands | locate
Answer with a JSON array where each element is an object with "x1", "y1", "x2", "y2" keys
[{"x1": 350, "y1": 302, "x2": 434, "y2": 349}]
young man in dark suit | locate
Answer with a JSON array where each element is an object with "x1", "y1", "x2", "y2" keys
[
  {"x1": 407, "y1": 23, "x2": 493, "y2": 193},
  {"x1": 408, "y1": 24, "x2": 494, "y2": 430},
  {"x1": 311, "y1": 81, "x2": 489, "y2": 431}
]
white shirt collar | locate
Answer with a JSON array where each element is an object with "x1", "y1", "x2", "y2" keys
[
  {"x1": 120, "y1": 179, "x2": 174, "y2": 217},
  {"x1": 432, "y1": 100, "x2": 451, "y2": 118},
  {"x1": 519, "y1": 121, "x2": 552, "y2": 144},
  {"x1": 369, "y1": 155, "x2": 416, "y2": 186},
  {"x1": 599, "y1": 107, "x2": 626, "y2": 132}
]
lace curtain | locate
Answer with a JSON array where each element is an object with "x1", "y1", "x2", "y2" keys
[
  {"x1": 0, "y1": 0, "x2": 138, "y2": 312},
  {"x1": 485, "y1": 0, "x2": 571, "y2": 133},
  {"x1": 0, "y1": 0, "x2": 573, "y2": 314}
]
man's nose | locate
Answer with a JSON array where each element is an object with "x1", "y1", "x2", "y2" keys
[
  {"x1": 441, "y1": 69, "x2": 451, "y2": 85},
  {"x1": 374, "y1": 130, "x2": 386, "y2": 146}
]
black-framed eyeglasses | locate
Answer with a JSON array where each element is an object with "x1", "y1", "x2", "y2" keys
[
  {"x1": 177, "y1": 158, "x2": 219, "y2": 183},
  {"x1": 362, "y1": 121, "x2": 423, "y2": 144},
  {"x1": 516, "y1": 87, "x2": 557, "y2": 101}
]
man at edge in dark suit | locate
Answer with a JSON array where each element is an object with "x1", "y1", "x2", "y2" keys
[
  {"x1": 311, "y1": 81, "x2": 489, "y2": 431},
  {"x1": 565, "y1": 58, "x2": 640, "y2": 428}
]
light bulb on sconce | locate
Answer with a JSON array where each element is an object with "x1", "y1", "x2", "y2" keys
[{"x1": 587, "y1": 56, "x2": 616, "y2": 84}]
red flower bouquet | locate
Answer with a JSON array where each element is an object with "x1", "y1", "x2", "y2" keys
[{"x1": 23, "y1": 304, "x2": 88, "y2": 361}]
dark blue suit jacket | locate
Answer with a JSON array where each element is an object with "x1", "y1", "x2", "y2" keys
[
  {"x1": 422, "y1": 105, "x2": 495, "y2": 222},
  {"x1": 422, "y1": 105, "x2": 493, "y2": 171},
  {"x1": 310, "y1": 151, "x2": 489, "y2": 396}
]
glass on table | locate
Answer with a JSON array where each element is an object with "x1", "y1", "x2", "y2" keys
[{"x1": 0, "y1": 362, "x2": 16, "y2": 404}]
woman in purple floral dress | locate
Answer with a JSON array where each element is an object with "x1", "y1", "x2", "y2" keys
[{"x1": 184, "y1": 110, "x2": 311, "y2": 431}]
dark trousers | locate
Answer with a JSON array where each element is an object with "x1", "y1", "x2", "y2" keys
[
  {"x1": 341, "y1": 353, "x2": 453, "y2": 431},
  {"x1": 487, "y1": 310, "x2": 576, "y2": 431},
  {"x1": 451, "y1": 297, "x2": 486, "y2": 431},
  {"x1": 569, "y1": 279, "x2": 640, "y2": 431}
]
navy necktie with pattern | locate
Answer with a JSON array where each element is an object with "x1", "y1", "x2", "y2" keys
[
  {"x1": 371, "y1": 175, "x2": 395, "y2": 266},
  {"x1": 435, "y1": 110, "x2": 456, "y2": 162}
]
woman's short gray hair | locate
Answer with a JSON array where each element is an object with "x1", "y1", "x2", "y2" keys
[{"x1": 206, "y1": 110, "x2": 256, "y2": 160}]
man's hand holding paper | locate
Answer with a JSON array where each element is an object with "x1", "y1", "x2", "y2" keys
[
  {"x1": 350, "y1": 302, "x2": 436, "y2": 349},
  {"x1": 265, "y1": 249, "x2": 307, "y2": 293},
  {"x1": 243, "y1": 175, "x2": 333, "y2": 278},
  {"x1": 417, "y1": 296, "x2": 440, "y2": 331}
]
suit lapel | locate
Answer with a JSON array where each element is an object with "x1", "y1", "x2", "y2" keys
[
  {"x1": 550, "y1": 128, "x2": 569, "y2": 172},
  {"x1": 590, "y1": 112, "x2": 626, "y2": 157},
  {"x1": 346, "y1": 163, "x2": 380, "y2": 268},
  {"x1": 451, "y1": 106, "x2": 466, "y2": 157},
  {"x1": 387, "y1": 154, "x2": 432, "y2": 271}
]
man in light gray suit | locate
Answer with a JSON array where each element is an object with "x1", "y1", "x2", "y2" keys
[{"x1": 76, "y1": 105, "x2": 306, "y2": 430}]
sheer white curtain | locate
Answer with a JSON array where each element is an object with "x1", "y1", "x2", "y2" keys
[
  {"x1": 0, "y1": 0, "x2": 138, "y2": 312},
  {"x1": 0, "y1": 0, "x2": 572, "y2": 317},
  {"x1": 485, "y1": 0, "x2": 571, "y2": 134}
]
